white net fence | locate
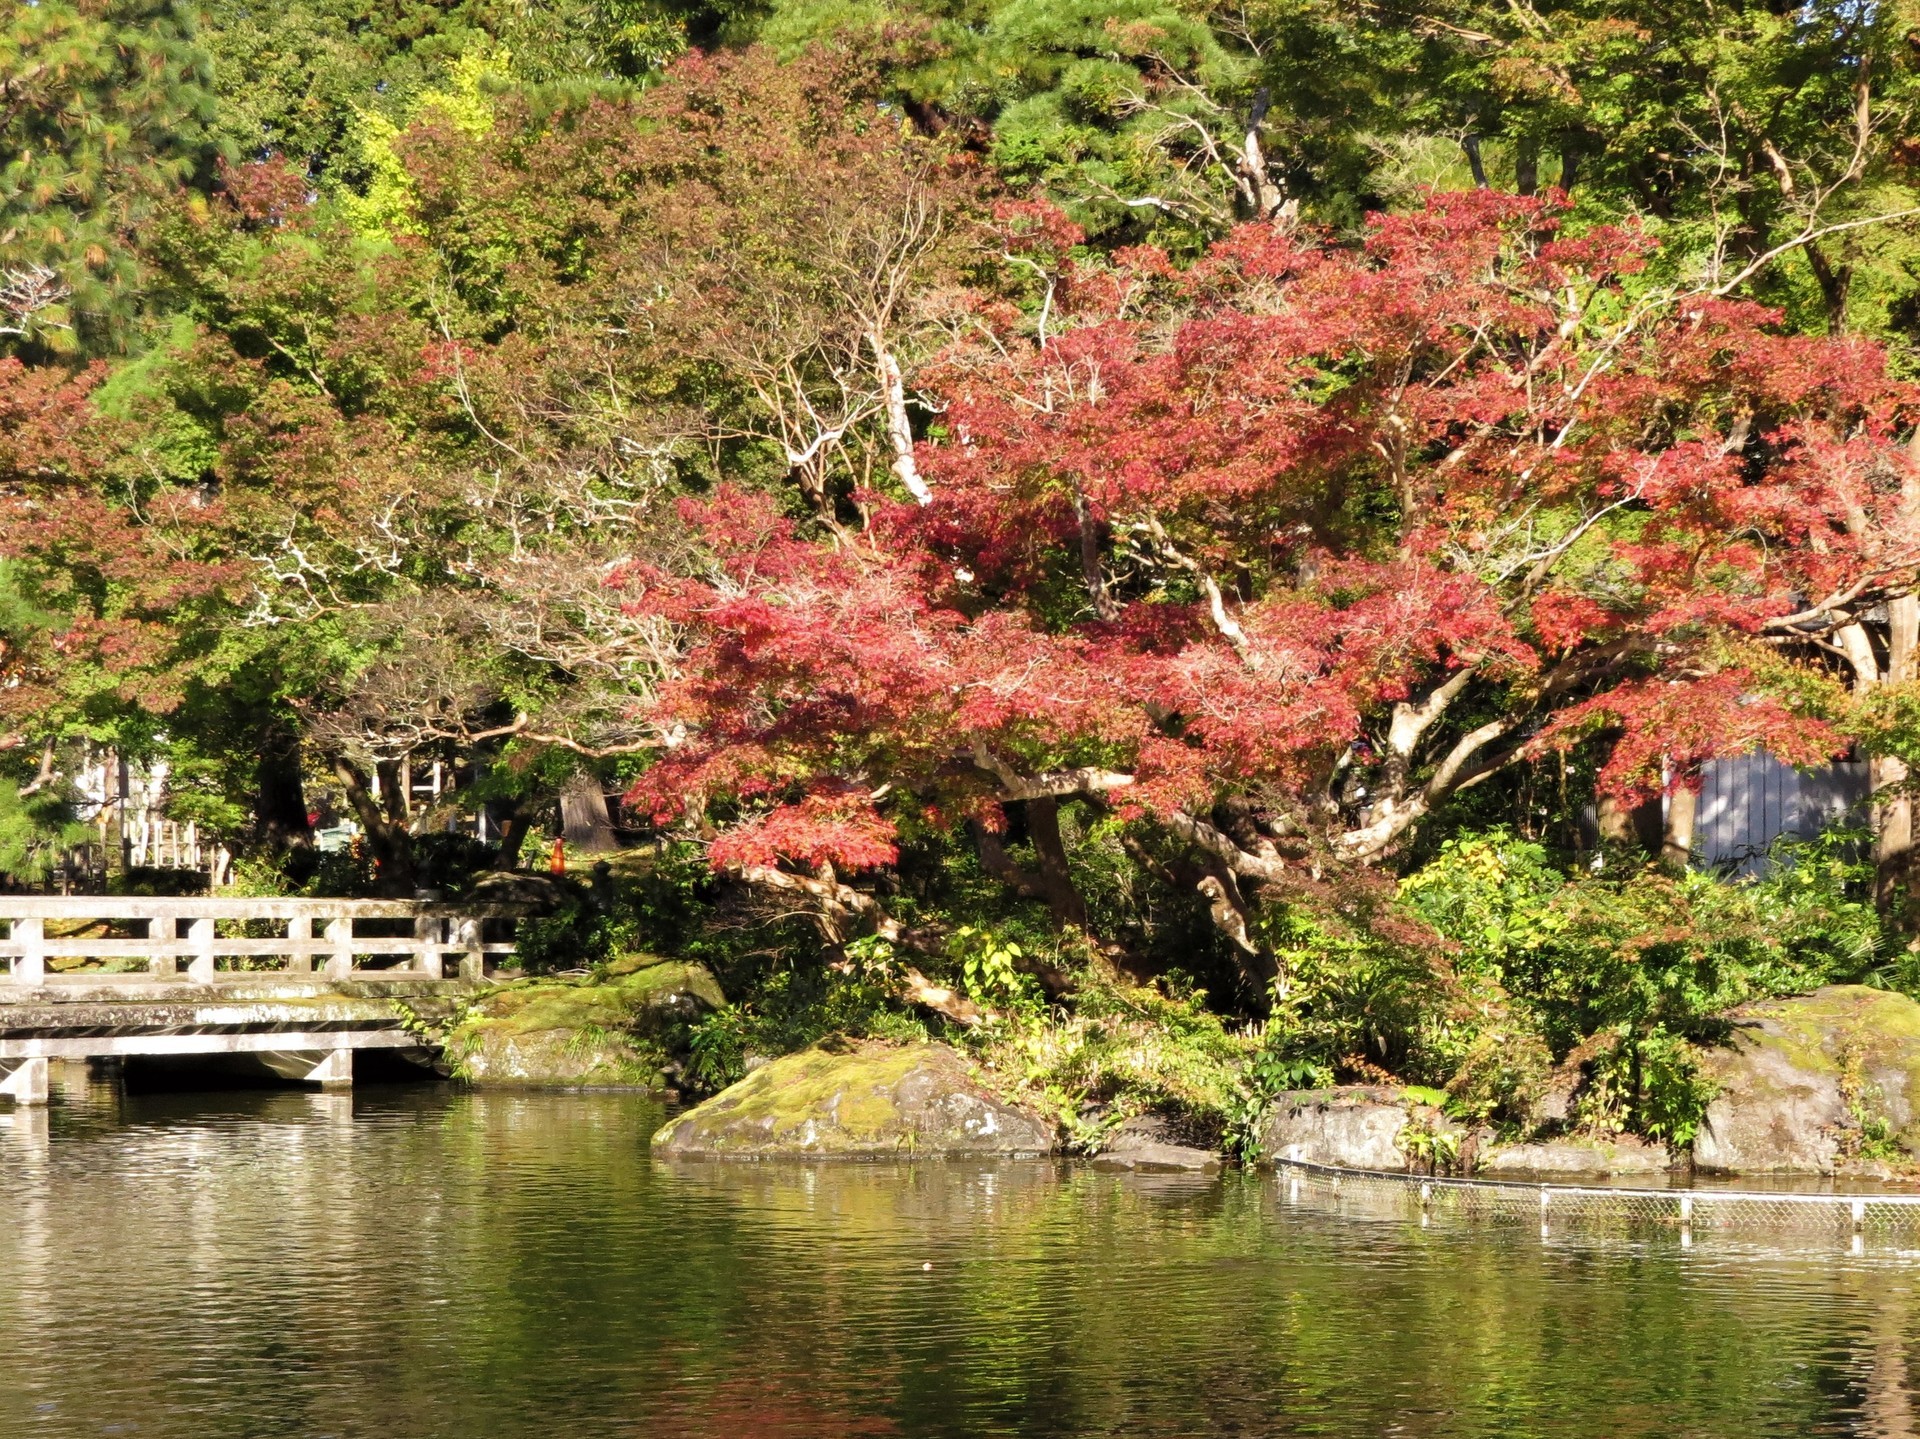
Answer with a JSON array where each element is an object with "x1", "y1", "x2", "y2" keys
[{"x1": 1275, "y1": 1160, "x2": 1920, "y2": 1244}]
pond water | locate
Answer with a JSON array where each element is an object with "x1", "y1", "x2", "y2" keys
[{"x1": 5, "y1": 1077, "x2": 1920, "y2": 1438}]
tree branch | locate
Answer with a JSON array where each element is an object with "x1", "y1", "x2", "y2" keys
[
  {"x1": 969, "y1": 742, "x2": 1136, "y2": 800},
  {"x1": 735, "y1": 864, "x2": 985, "y2": 1027}
]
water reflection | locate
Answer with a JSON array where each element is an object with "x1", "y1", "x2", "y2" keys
[{"x1": 3, "y1": 1081, "x2": 1920, "y2": 1436}]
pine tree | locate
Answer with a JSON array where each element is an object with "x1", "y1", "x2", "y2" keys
[{"x1": 0, "y1": 0, "x2": 219, "y2": 353}]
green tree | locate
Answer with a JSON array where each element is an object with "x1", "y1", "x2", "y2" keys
[
  {"x1": 197, "y1": 0, "x2": 721, "y2": 180},
  {"x1": 0, "y1": 0, "x2": 219, "y2": 353}
]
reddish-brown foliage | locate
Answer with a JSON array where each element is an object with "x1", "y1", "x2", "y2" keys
[{"x1": 616, "y1": 193, "x2": 1916, "y2": 879}]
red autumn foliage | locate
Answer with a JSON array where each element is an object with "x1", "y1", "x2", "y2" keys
[{"x1": 616, "y1": 192, "x2": 1914, "y2": 883}]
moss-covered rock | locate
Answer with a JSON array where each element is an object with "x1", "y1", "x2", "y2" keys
[
  {"x1": 651, "y1": 1041, "x2": 1057, "y2": 1158},
  {"x1": 1693, "y1": 985, "x2": 1920, "y2": 1174},
  {"x1": 449, "y1": 955, "x2": 723, "y2": 1088}
]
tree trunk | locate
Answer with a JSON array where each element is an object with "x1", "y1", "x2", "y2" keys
[
  {"x1": 1805, "y1": 239, "x2": 1853, "y2": 335},
  {"x1": 489, "y1": 800, "x2": 535, "y2": 871},
  {"x1": 254, "y1": 726, "x2": 312, "y2": 854},
  {"x1": 375, "y1": 758, "x2": 409, "y2": 829},
  {"x1": 1874, "y1": 595, "x2": 1920, "y2": 919},
  {"x1": 1559, "y1": 137, "x2": 1581, "y2": 192},
  {"x1": 1588, "y1": 729, "x2": 1660, "y2": 858},
  {"x1": 1076, "y1": 494, "x2": 1115, "y2": 621},
  {"x1": 872, "y1": 333, "x2": 933, "y2": 505},
  {"x1": 1515, "y1": 135, "x2": 1539, "y2": 196},
  {"x1": 560, "y1": 775, "x2": 619, "y2": 854},
  {"x1": 971, "y1": 799, "x2": 1089, "y2": 931},
  {"x1": 1025, "y1": 796, "x2": 1088, "y2": 930},
  {"x1": 1238, "y1": 88, "x2": 1286, "y2": 218},
  {"x1": 1462, "y1": 135, "x2": 1488, "y2": 189},
  {"x1": 1661, "y1": 782, "x2": 1697, "y2": 872},
  {"x1": 330, "y1": 755, "x2": 415, "y2": 889},
  {"x1": 1873, "y1": 753, "x2": 1914, "y2": 915},
  {"x1": 1595, "y1": 791, "x2": 1663, "y2": 855}
]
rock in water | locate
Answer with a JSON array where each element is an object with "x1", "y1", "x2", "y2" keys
[
  {"x1": 651, "y1": 1042, "x2": 1055, "y2": 1158},
  {"x1": 1693, "y1": 985, "x2": 1920, "y2": 1174},
  {"x1": 1090, "y1": 1114, "x2": 1222, "y2": 1174},
  {"x1": 1261, "y1": 1086, "x2": 1448, "y2": 1171}
]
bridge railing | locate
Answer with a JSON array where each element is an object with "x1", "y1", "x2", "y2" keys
[{"x1": 0, "y1": 897, "x2": 525, "y2": 987}]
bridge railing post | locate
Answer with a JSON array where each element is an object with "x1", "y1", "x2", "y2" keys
[
  {"x1": 286, "y1": 916, "x2": 313, "y2": 973},
  {"x1": 454, "y1": 918, "x2": 484, "y2": 984},
  {"x1": 0, "y1": 897, "x2": 515, "y2": 987},
  {"x1": 415, "y1": 914, "x2": 442, "y2": 979},
  {"x1": 0, "y1": 1057, "x2": 48, "y2": 1105},
  {"x1": 11, "y1": 917, "x2": 43, "y2": 986},
  {"x1": 324, "y1": 916, "x2": 354, "y2": 980},
  {"x1": 149, "y1": 917, "x2": 176, "y2": 978},
  {"x1": 186, "y1": 916, "x2": 216, "y2": 984}
]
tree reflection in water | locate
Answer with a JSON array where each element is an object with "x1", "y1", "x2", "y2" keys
[{"x1": 0, "y1": 1080, "x2": 1917, "y2": 1437}]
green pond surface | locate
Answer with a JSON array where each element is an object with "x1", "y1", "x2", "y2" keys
[{"x1": 4, "y1": 1079, "x2": 1920, "y2": 1438}]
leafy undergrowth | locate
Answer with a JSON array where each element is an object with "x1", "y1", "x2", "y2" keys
[
  {"x1": 403, "y1": 817, "x2": 1905, "y2": 1158},
  {"x1": 959, "y1": 968, "x2": 1258, "y2": 1153}
]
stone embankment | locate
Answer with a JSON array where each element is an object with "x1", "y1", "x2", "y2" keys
[
  {"x1": 1261, "y1": 1087, "x2": 1670, "y2": 1178},
  {"x1": 1260, "y1": 986, "x2": 1920, "y2": 1179},
  {"x1": 1692, "y1": 984, "x2": 1920, "y2": 1175}
]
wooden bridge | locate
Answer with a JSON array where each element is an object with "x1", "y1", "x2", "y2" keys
[{"x1": 0, "y1": 896, "x2": 523, "y2": 1104}]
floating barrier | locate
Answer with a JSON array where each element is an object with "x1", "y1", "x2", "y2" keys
[{"x1": 1274, "y1": 1158, "x2": 1920, "y2": 1251}]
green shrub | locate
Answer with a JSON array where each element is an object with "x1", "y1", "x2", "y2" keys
[{"x1": 1400, "y1": 826, "x2": 1893, "y2": 1143}]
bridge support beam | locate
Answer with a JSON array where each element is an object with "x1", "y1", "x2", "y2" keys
[
  {"x1": 308, "y1": 1048, "x2": 352, "y2": 1089},
  {"x1": 260, "y1": 1048, "x2": 354, "y2": 1089},
  {"x1": 0, "y1": 1057, "x2": 49, "y2": 1106}
]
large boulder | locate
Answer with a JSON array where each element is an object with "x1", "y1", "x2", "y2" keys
[
  {"x1": 1479, "y1": 1136, "x2": 1671, "y2": 1178},
  {"x1": 651, "y1": 1042, "x2": 1056, "y2": 1158},
  {"x1": 1692, "y1": 985, "x2": 1920, "y2": 1174},
  {"x1": 449, "y1": 955, "x2": 723, "y2": 1088},
  {"x1": 1261, "y1": 1086, "x2": 1454, "y2": 1171}
]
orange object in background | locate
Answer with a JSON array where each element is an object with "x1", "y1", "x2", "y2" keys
[{"x1": 549, "y1": 837, "x2": 566, "y2": 874}]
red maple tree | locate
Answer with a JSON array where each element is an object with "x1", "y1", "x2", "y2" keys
[{"x1": 616, "y1": 192, "x2": 1920, "y2": 975}]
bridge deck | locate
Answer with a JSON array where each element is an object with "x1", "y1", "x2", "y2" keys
[{"x1": 0, "y1": 896, "x2": 523, "y2": 1103}]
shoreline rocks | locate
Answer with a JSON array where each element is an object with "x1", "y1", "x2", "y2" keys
[
  {"x1": 652, "y1": 1041, "x2": 1056, "y2": 1158},
  {"x1": 1090, "y1": 1114, "x2": 1223, "y2": 1174},
  {"x1": 1479, "y1": 1135, "x2": 1671, "y2": 1178},
  {"x1": 1260, "y1": 1086, "x2": 1675, "y2": 1179},
  {"x1": 1261, "y1": 1086, "x2": 1453, "y2": 1171},
  {"x1": 1692, "y1": 985, "x2": 1920, "y2": 1175},
  {"x1": 449, "y1": 955, "x2": 723, "y2": 1088}
]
